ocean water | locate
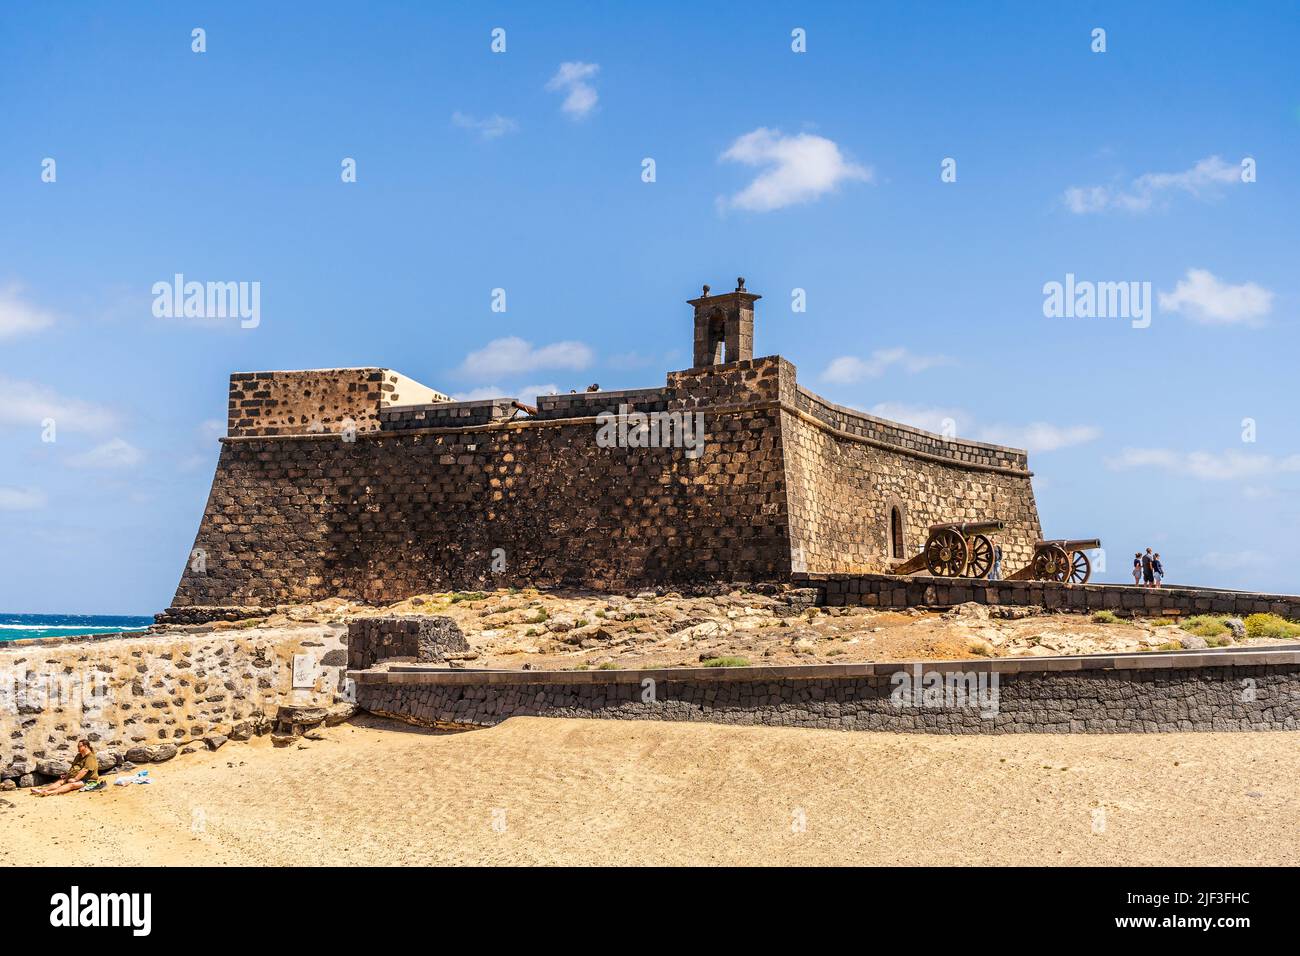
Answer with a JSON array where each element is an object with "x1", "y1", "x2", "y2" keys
[{"x1": 0, "y1": 613, "x2": 153, "y2": 643}]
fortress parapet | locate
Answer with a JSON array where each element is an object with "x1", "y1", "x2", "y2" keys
[{"x1": 227, "y1": 368, "x2": 450, "y2": 437}]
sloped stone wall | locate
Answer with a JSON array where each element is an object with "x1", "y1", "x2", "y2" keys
[{"x1": 0, "y1": 626, "x2": 346, "y2": 789}]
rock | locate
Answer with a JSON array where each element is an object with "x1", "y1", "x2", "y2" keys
[
  {"x1": 36, "y1": 759, "x2": 71, "y2": 777},
  {"x1": 204, "y1": 734, "x2": 229, "y2": 751},
  {"x1": 1179, "y1": 635, "x2": 1209, "y2": 650},
  {"x1": 1, "y1": 762, "x2": 29, "y2": 781},
  {"x1": 229, "y1": 722, "x2": 253, "y2": 741},
  {"x1": 148, "y1": 743, "x2": 178, "y2": 762},
  {"x1": 323, "y1": 702, "x2": 357, "y2": 726},
  {"x1": 181, "y1": 745, "x2": 198, "y2": 755},
  {"x1": 18, "y1": 774, "x2": 35, "y2": 788},
  {"x1": 0, "y1": 780, "x2": 15, "y2": 792},
  {"x1": 943, "y1": 602, "x2": 990, "y2": 622},
  {"x1": 1223, "y1": 618, "x2": 1246, "y2": 642},
  {"x1": 120, "y1": 761, "x2": 135, "y2": 772},
  {"x1": 96, "y1": 752, "x2": 118, "y2": 772},
  {"x1": 125, "y1": 746, "x2": 152, "y2": 763},
  {"x1": 271, "y1": 733, "x2": 297, "y2": 748}
]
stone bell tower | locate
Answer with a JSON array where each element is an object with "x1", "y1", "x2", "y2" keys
[{"x1": 687, "y1": 277, "x2": 760, "y2": 367}]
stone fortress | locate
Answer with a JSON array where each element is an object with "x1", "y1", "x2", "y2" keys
[{"x1": 163, "y1": 279, "x2": 1044, "y2": 622}]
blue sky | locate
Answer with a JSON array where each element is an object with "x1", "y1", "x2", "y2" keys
[{"x1": 2, "y1": 1, "x2": 1297, "y2": 613}]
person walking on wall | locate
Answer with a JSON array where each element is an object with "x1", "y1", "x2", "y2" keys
[
  {"x1": 1142, "y1": 548, "x2": 1155, "y2": 588},
  {"x1": 1153, "y1": 552, "x2": 1164, "y2": 588},
  {"x1": 1132, "y1": 552, "x2": 1143, "y2": 587}
]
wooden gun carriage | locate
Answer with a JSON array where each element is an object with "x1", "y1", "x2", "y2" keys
[
  {"x1": 1007, "y1": 538, "x2": 1101, "y2": 584},
  {"x1": 891, "y1": 520, "x2": 1004, "y2": 579}
]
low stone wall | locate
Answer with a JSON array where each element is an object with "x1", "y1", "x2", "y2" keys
[
  {"x1": 794, "y1": 572, "x2": 1300, "y2": 619},
  {"x1": 0, "y1": 625, "x2": 347, "y2": 790},
  {"x1": 347, "y1": 616, "x2": 469, "y2": 670},
  {"x1": 352, "y1": 648, "x2": 1300, "y2": 735}
]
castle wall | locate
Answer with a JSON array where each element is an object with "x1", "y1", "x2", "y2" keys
[
  {"x1": 228, "y1": 368, "x2": 450, "y2": 437},
  {"x1": 780, "y1": 383, "x2": 1042, "y2": 575},
  {"x1": 168, "y1": 359, "x2": 792, "y2": 612}
]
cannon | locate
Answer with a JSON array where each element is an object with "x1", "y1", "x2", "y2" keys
[
  {"x1": 1024, "y1": 538, "x2": 1101, "y2": 584},
  {"x1": 893, "y1": 520, "x2": 1005, "y2": 578}
]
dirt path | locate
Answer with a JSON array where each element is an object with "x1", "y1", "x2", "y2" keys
[{"x1": 5, "y1": 716, "x2": 1297, "y2": 866}]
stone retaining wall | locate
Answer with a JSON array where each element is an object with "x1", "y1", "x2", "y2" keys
[
  {"x1": 794, "y1": 572, "x2": 1300, "y2": 619},
  {"x1": 0, "y1": 625, "x2": 347, "y2": 790},
  {"x1": 347, "y1": 616, "x2": 469, "y2": 670},
  {"x1": 352, "y1": 649, "x2": 1300, "y2": 735}
]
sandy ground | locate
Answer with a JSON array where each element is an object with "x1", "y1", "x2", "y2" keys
[{"x1": 5, "y1": 716, "x2": 1297, "y2": 866}]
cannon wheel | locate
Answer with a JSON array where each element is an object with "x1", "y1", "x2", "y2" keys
[
  {"x1": 1068, "y1": 549, "x2": 1092, "y2": 584},
  {"x1": 925, "y1": 528, "x2": 969, "y2": 577},
  {"x1": 1032, "y1": 544, "x2": 1070, "y2": 582},
  {"x1": 966, "y1": 533, "x2": 995, "y2": 579}
]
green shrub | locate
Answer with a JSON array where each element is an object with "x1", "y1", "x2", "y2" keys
[
  {"x1": 1180, "y1": 615, "x2": 1229, "y2": 638},
  {"x1": 597, "y1": 661, "x2": 620, "y2": 670},
  {"x1": 449, "y1": 591, "x2": 487, "y2": 604},
  {"x1": 701, "y1": 656, "x2": 751, "y2": 668},
  {"x1": 1244, "y1": 613, "x2": 1300, "y2": 639},
  {"x1": 1091, "y1": 610, "x2": 1119, "y2": 624}
]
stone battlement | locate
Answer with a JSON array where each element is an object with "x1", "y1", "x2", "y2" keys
[{"x1": 228, "y1": 368, "x2": 451, "y2": 437}]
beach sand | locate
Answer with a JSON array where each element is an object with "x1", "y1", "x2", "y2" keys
[{"x1": 5, "y1": 715, "x2": 1297, "y2": 866}]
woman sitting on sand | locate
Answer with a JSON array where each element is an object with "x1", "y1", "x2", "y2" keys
[{"x1": 31, "y1": 740, "x2": 98, "y2": 796}]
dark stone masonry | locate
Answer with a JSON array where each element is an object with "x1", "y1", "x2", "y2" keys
[
  {"x1": 353, "y1": 649, "x2": 1300, "y2": 735},
  {"x1": 347, "y1": 616, "x2": 469, "y2": 671},
  {"x1": 797, "y1": 572, "x2": 1300, "y2": 619}
]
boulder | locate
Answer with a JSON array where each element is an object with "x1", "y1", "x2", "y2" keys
[
  {"x1": 148, "y1": 743, "x2": 178, "y2": 762},
  {"x1": 1179, "y1": 635, "x2": 1209, "y2": 650},
  {"x1": 0, "y1": 780, "x2": 15, "y2": 792},
  {"x1": 204, "y1": 734, "x2": 228, "y2": 751},
  {"x1": 125, "y1": 746, "x2": 152, "y2": 763},
  {"x1": 36, "y1": 759, "x2": 71, "y2": 777},
  {"x1": 1223, "y1": 618, "x2": 1246, "y2": 642},
  {"x1": 18, "y1": 774, "x2": 35, "y2": 789},
  {"x1": 229, "y1": 722, "x2": 253, "y2": 741}
]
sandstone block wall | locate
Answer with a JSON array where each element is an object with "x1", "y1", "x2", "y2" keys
[
  {"x1": 228, "y1": 368, "x2": 450, "y2": 438},
  {"x1": 352, "y1": 654, "x2": 1300, "y2": 734},
  {"x1": 0, "y1": 626, "x2": 347, "y2": 787},
  {"x1": 781, "y1": 379, "x2": 1041, "y2": 576}
]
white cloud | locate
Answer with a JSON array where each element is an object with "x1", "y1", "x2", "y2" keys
[
  {"x1": 453, "y1": 383, "x2": 561, "y2": 402},
  {"x1": 1106, "y1": 447, "x2": 1300, "y2": 481},
  {"x1": 545, "y1": 62, "x2": 599, "y2": 119},
  {"x1": 0, "y1": 284, "x2": 55, "y2": 340},
  {"x1": 1158, "y1": 268, "x2": 1273, "y2": 326},
  {"x1": 868, "y1": 403, "x2": 964, "y2": 435},
  {"x1": 821, "y1": 348, "x2": 951, "y2": 384},
  {"x1": 0, "y1": 376, "x2": 118, "y2": 432},
  {"x1": 451, "y1": 111, "x2": 519, "y2": 139},
  {"x1": 68, "y1": 437, "x2": 143, "y2": 469},
  {"x1": 0, "y1": 486, "x2": 47, "y2": 511},
  {"x1": 1063, "y1": 155, "x2": 1243, "y2": 214},
  {"x1": 864, "y1": 402, "x2": 1098, "y2": 453},
  {"x1": 719, "y1": 128, "x2": 871, "y2": 212},
  {"x1": 974, "y1": 422, "x2": 1102, "y2": 454},
  {"x1": 459, "y1": 337, "x2": 594, "y2": 378}
]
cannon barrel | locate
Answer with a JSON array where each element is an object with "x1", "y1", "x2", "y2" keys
[
  {"x1": 1036, "y1": 538, "x2": 1101, "y2": 552},
  {"x1": 931, "y1": 520, "x2": 1005, "y2": 536}
]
